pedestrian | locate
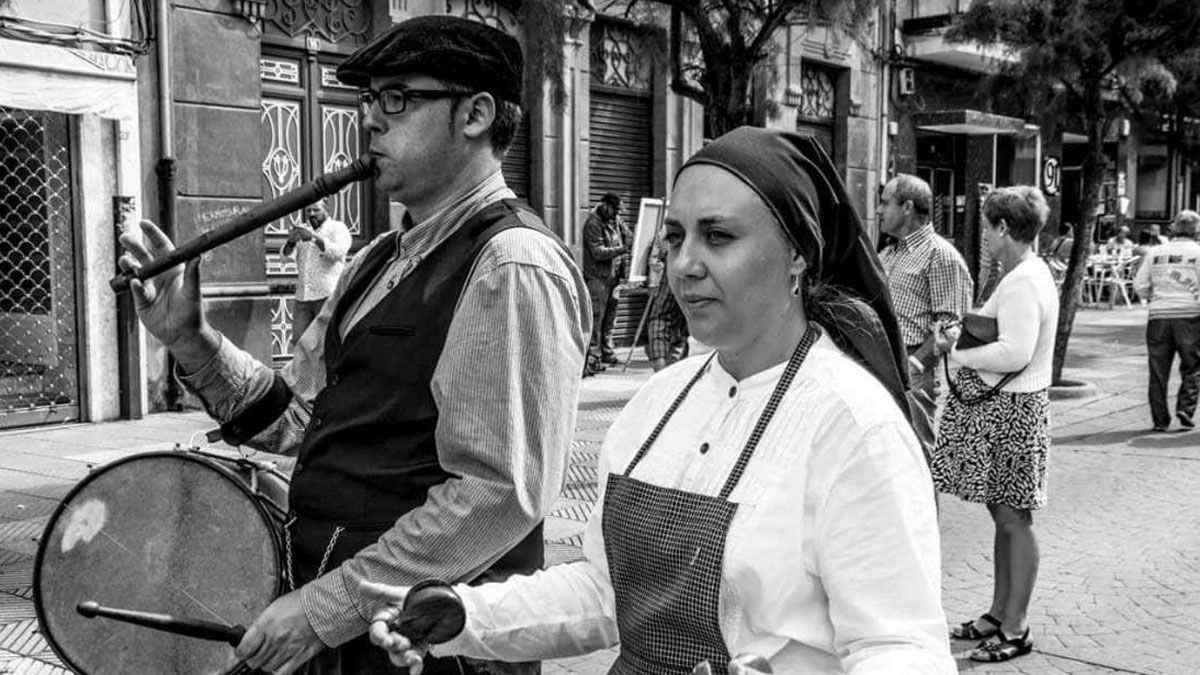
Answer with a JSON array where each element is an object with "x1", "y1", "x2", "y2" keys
[
  {"x1": 1132, "y1": 209, "x2": 1200, "y2": 432},
  {"x1": 1148, "y1": 223, "x2": 1170, "y2": 246},
  {"x1": 645, "y1": 233, "x2": 689, "y2": 371},
  {"x1": 878, "y1": 174, "x2": 974, "y2": 458},
  {"x1": 930, "y1": 185, "x2": 1059, "y2": 663},
  {"x1": 582, "y1": 192, "x2": 631, "y2": 376},
  {"x1": 1106, "y1": 225, "x2": 1135, "y2": 257},
  {"x1": 1047, "y1": 221, "x2": 1073, "y2": 264},
  {"x1": 117, "y1": 16, "x2": 589, "y2": 675},
  {"x1": 365, "y1": 127, "x2": 955, "y2": 674},
  {"x1": 282, "y1": 199, "x2": 352, "y2": 345}
]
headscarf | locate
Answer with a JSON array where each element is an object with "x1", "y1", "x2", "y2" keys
[{"x1": 677, "y1": 126, "x2": 911, "y2": 414}]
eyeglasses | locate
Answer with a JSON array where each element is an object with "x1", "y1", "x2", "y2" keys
[{"x1": 357, "y1": 88, "x2": 471, "y2": 115}]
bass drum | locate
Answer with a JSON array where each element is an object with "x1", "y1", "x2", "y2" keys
[{"x1": 34, "y1": 450, "x2": 289, "y2": 674}]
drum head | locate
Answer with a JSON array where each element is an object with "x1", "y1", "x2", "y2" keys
[{"x1": 35, "y1": 453, "x2": 283, "y2": 675}]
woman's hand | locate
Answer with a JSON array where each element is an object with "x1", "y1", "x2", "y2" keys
[
  {"x1": 933, "y1": 319, "x2": 961, "y2": 355},
  {"x1": 363, "y1": 581, "x2": 428, "y2": 672}
]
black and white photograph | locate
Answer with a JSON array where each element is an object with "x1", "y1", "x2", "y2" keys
[{"x1": 1, "y1": 0, "x2": 1199, "y2": 672}]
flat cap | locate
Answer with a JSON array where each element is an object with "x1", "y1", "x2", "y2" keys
[{"x1": 337, "y1": 16, "x2": 524, "y2": 105}]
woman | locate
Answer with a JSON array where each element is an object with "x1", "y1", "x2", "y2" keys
[
  {"x1": 367, "y1": 128, "x2": 955, "y2": 674},
  {"x1": 932, "y1": 186, "x2": 1059, "y2": 663}
]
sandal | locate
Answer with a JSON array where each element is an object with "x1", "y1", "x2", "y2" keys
[
  {"x1": 950, "y1": 612, "x2": 1001, "y2": 640},
  {"x1": 970, "y1": 628, "x2": 1033, "y2": 662}
]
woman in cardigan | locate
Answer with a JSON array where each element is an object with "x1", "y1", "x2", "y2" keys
[
  {"x1": 932, "y1": 185, "x2": 1059, "y2": 663},
  {"x1": 362, "y1": 127, "x2": 954, "y2": 674}
]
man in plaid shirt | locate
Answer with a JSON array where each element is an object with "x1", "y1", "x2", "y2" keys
[{"x1": 878, "y1": 174, "x2": 973, "y2": 457}]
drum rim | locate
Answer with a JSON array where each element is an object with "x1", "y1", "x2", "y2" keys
[{"x1": 33, "y1": 449, "x2": 288, "y2": 675}]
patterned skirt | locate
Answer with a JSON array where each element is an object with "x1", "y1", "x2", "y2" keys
[{"x1": 930, "y1": 368, "x2": 1051, "y2": 510}]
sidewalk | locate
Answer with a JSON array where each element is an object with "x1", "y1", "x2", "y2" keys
[{"x1": 0, "y1": 308, "x2": 1194, "y2": 674}]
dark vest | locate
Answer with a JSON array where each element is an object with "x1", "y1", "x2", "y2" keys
[{"x1": 289, "y1": 199, "x2": 559, "y2": 578}]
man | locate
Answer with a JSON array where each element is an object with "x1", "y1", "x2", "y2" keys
[
  {"x1": 1133, "y1": 209, "x2": 1200, "y2": 432},
  {"x1": 878, "y1": 174, "x2": 974, "y2": 457},
  {"x1": 282, "y1": 200, "x2": 351, "y2": 344},
  {"x1": 645, "y1": 229, "x2": 689, "y2": 371},
  {"x1": 1106, "y1": 225, "x2": 1135, "y2": 256},
  {"x1": 581, "y1": 192, "x2": 631, "y2": 375},
  {"x1": 118, "y1": 16, "x2": 589, "y2": 675},
  {"x1": 1149, "y1": 223, "x2": 1170, "y2": 246}
]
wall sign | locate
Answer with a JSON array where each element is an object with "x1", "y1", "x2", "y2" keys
[{"x1": 1042, "y1": 156, "x2": 1061, "y2": 196}]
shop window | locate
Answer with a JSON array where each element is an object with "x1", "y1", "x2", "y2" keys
[{"x1": 1136, "y1": 144, "x2": 1170, "y2": 220}]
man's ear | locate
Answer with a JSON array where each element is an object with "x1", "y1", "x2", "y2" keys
[{"x1": 459, "y1": 92, "x2": 497, "y2": 142}]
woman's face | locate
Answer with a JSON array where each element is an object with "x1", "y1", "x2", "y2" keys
[
  {"x1": 664, "y1": 165, "x2": 800, "y2": 352},
  {"x1": 982, "y1": 213, "x2": 1006, "y2": 259}
]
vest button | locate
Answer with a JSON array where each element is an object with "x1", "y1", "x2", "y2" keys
[
  {"x1": 699, "y1": 442, "x2": 710, "y2": 454},
  {"x1": 312, "y1": 417, "x2": 322, "y2": 429},
  {"x1": 329, "y1": 374, "x2": 339, "y2": 386}
]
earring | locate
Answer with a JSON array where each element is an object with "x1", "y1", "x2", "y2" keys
[{"x1": 790, "y1": 274, "x2": 802, "y2": 297}]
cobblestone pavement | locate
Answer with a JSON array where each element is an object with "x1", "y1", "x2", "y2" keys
[{"x1": 0, "y1": 308, "x2": 1193, "y2": 674}]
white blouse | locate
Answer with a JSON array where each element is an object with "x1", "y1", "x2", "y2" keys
[
  {"x1": 435, "y1": 332, "x2": 955, "y2": 674},
  {"x1": 950, "y1": 256, "x2": 1060, "y2": 392}
]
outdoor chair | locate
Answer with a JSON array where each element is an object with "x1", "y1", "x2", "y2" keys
[{"x1": 1104, "y1": 256, "x2": 1140, "y2": 309}]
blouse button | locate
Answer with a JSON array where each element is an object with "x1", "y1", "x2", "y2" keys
[
  {"x1": 699, "y1": 442, "x2": 710, "y2": 454},
  {"x1": 728, "y1": 386, "x2": 737, "y2": 398},
  {"x1": 387, "y1": 279, "x2": 396, "y2": 289}
]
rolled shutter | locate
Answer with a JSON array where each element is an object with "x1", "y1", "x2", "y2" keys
[{"x1": 588, "y1": 87, "x2": 653, "y2": 347}]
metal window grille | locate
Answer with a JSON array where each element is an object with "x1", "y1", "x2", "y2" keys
[{"x1": 0, "y1": 107, "x2": 80, "y2": 427}]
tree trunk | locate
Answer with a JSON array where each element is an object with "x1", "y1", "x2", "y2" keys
[
  {"x1": 1051, "y1": 98, "x2": 1106, "y2": 384},
  {"x1": 702, "y1": 52, "x2": 756, "y2": 137}
]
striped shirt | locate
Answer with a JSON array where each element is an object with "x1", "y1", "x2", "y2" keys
[
  {"x1": 179, "y1": 171, "x2": 591, "y2": 647},
  {"x1": 879, "y1": 224, "x2": 974, "y2": 346}
]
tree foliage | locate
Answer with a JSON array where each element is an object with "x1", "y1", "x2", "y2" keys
[
  {"x1": 599, "y1": 0, "x2": 876, "y2": 136},
  {"x1": 948, "y1": 0, "x2": 1200, "y2": 384}
]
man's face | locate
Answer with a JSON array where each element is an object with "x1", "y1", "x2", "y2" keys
[
  {"x1": 602, "y1": 201, "x2": 620, "y2": 220},
  {"x1": 878, "y1": 183, "x2": 907, "y2": 238},
  {"x1": 304, "y1": 203, "x2": 327, "y2": 228},
  {"x1": 363, "y1": 73, "x2": 468, "y2": 211}
]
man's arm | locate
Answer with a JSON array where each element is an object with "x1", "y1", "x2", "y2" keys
[
  {"x1": 928, "y1": 246, "x2": 974, "y2": 325},
  {"x1": 299, "y1": 232, "x2": 590, "y2": 647},
  {"x1": 583, "y1": 213, "x2": 626, "y2": 261},
  {"x1": 178, "y1": 237, "x2": 377, "y2": 455}
]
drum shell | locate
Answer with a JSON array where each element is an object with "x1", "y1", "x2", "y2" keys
[{"x1": 34, "y1": 451, "x2": 288, "y2": 675}]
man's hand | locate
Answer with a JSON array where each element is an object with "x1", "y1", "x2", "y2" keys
[
  {"x1": 235, "y1": 590, "x2": 326, "y2": 675},
  {"x1": 117, "y1": 220, "x2": 219, "y2": 368},
  {"x1": 291, "y1": 224, "x2": 316, "y2": 241},
  {"x1": 363, "y1": 581, "x2": 428, "y2": 673}
]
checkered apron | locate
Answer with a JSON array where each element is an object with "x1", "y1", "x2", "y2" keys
[{"x1": 602, "y1": 326, "x2": 819, "y2": 674}]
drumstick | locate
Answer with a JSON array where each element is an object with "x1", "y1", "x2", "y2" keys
[{"x1": 77, "y1": 601, "x2": 245, "y2": 645}]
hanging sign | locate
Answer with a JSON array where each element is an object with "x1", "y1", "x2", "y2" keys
[{"x1": 1042, "y1": 156, "x2": 1061, "y2": 195}]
